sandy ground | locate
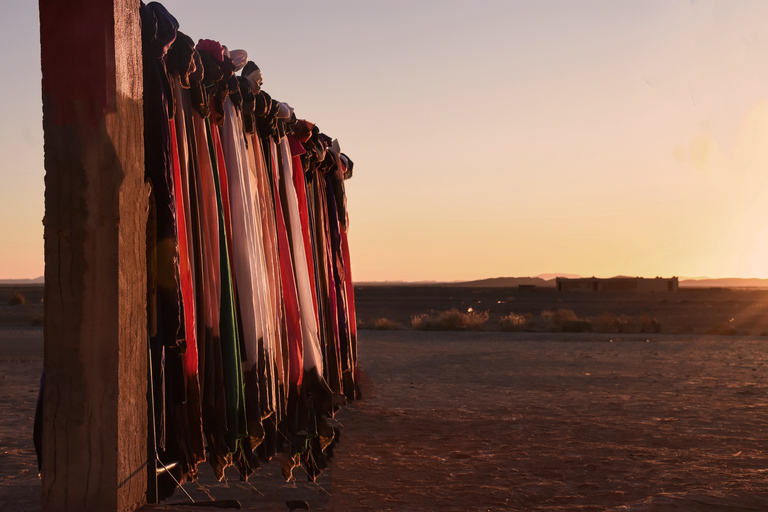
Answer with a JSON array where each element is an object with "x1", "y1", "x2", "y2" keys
[
  {"x1": 0, "y1": 327, "x2": 43, "y2": 512},
  {"x1": 331, "y1": 332, "x2": 768, "y2": 511},
  {"x1": 353, "y1": 285, "x2": 768, "y2": 336},
  {"x1": 4, "y1": 328, "x2": 768, "y2": 511}
]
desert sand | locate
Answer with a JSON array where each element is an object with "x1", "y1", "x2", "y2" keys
[
  {"x1": 0, "y1": 327, "x2": 44, "y2": 512},
  {"x1": 330, "y1": 331, "x2": 768, "y2": 511},
  {"x1": 4, "y1": 323, "x2": 768, "y2": 511}
]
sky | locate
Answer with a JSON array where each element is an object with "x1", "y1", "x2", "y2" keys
[{"x1": 3, "y1": 0, "x2": 768, "y2": 282}]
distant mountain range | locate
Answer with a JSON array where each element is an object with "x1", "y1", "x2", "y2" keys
[
  {"x1": 449, "y1": 276, "x2": 558, "y2": 287},
  {"x1": 357, "y1": 275, "x2": 768, "y2": 289},
  {"x1": 355, "y1": 275, "x2": 580, "y2": 288},
  {"x1": 0, "y1": 276, "x2": 44, "y2": 285},
  {"x1": 6, "y1": 275, "x2": 768, "y2": 289},
  {"x1": 678, "y1": 278, "x2": 768, "y2": 288}
]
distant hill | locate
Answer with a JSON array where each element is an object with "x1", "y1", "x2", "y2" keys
[
  {"x1": 679, "y1": 278, "x2": 768, "y2": 289},
  {"x1": 462, "y1": 276, "x2": 768, "y2": 289},
  {"x1": 450, "y1": 277, "x2": 556, "y2": 288},
  {"x1": 8, "y1": 275, "x2": 768, "y2": 289},
  {"x1": 536, "y1": 273, "x2": 581, "y2": 281},
  {"x1": 355, "y1": 275, "x2": 768, "y2": 289},
  {"x1": 433, "y1": 273, "x2": 586, "y2": 288},
  {"x1": 354, "y1": 280, "x2": 443, "y2": 287},
  {"x1": 0, "y1": 277, "x2": 44, "y2": 285},
  {"x1": 354, "y1": 277, "x2": 560, "y2": 287}
]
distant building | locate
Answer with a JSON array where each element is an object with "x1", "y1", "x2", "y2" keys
[{"x1": 556, "y1": 276, "x2": 678, "y2": 292}]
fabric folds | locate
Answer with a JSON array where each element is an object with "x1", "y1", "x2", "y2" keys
[{"x1": 140, "y1": 1, "x2": 359, "y2": 499}]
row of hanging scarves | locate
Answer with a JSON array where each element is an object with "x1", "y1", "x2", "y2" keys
[{"x1": 141, "y1": 2, "x2": 358, "y2": 497}]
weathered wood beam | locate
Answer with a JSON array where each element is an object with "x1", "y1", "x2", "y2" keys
[{"x1": 39, "y1": 0, "x2": 148, "y2": 510}]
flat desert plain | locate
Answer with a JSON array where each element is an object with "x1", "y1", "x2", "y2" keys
[
  {"x1": 3, "y1": 285, "x2": 768, "y2": 511},
  {"x1": 354, "y1": 285, "x2": 768, "y2": 335}
]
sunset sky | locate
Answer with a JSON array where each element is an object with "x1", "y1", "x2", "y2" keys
[{"x1": 3, "y1": 0, "x2": 768, "y2": 282}]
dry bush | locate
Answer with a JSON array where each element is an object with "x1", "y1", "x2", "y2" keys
[
  {"x1": 538, "y1": 309, "x2": 585, "y2": 332},
  {"x1": 537, "y1": 309, "x2": 555, "y2": 331},
  {"x1": 9, "y1": 290, "x2": 26, "y2": 306},
  {"x1": 552, "y1": 309, "x2": 578, "y2": 323},
  {"x1": 592, "y1": 313, "x2": 621, "y2": 333},
  {"x1": 618, "y1": 315, "x2": 637, "y2": 333},
  {"x1": 590, "y1": 312, "x2": 661, "y2": 334},
  {"x1": 411, "y1": 308, "x2": 489, "y2": 331},
  {"x1": 372, "y1": 318, "x2": 405, "y2": 330},
  {"x1": 552, "y1": 309, "x2": 592, "y2": 332},
  {"x1": 639, "y1": 314, "x2": 661, "y2": 333},
  {"x1": 357, "y1": 318, "x2": 405, "y2": 330},
  {"x1": 591, "y1": 313, "x2": 635, "y2": 333},
  {"x1": 499, "y1": 312, "x2": 527, "y2": 331}
]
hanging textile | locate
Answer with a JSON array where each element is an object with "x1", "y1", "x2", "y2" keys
[{"x1": 141, "y1": 0, "x2": 358, "y2": 497}]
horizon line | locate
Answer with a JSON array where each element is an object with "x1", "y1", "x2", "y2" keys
[
  {"x1": 5, "y1": 275, "x2": 768, "y2": 284},
  {"x1": 353, "y1": 275, "x2": 768, "y2": 284}
]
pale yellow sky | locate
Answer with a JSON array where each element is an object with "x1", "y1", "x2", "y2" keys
[{"x1": 3, "y1": 1, "x2": 768, "y2": 282}]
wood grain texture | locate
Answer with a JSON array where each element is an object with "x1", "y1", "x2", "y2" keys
[{"x1": 40, "y1": 0, "x2": 147, "y2": 510}]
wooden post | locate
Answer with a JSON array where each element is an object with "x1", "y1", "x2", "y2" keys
[{"x1": 39, "y1": 0, "x2": 148, "y2": 511}]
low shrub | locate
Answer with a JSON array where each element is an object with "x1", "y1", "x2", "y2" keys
[
  {"x1": 376, "y1": 318, "x2": 404, "y2": 330},
  {"x1": 538, "y1": 309, "x2": 581, "y2": 332},
  {"x1": 592, "y1": 313, "x2": 623, "y2": 333},
  {"x1": 617, "y1": 315, "x2": 637, "y2": 333},
  {"x1": 9, "y1": 290, "x2": 26, "y2": 306},
  {"x1": 357, "y1": 317, "x2": 405, "y2": 330},
  {"x1": 529, "y1": 310, "x2": 660, "y2": 334},
  {"x1": 591, "y1": 312, "x2": 652, "y2": 333},
  {"x1": 499, "y1": 312, "x2": 527, "y2": 331},
  {"x1": 639, "y1": 314, "x2": 661, "y2": 333},
  {"x1": 411, "y1": 308, "x2": 489, "y2": 331},
  {"x1": 372, "y1": 318, "x2": 404, "y2": 330},
  {"x1": 552, "y1": 309, "x2": 578, "y2": 323}
]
